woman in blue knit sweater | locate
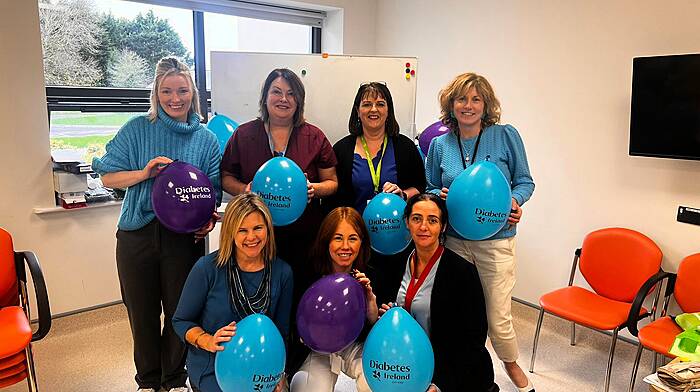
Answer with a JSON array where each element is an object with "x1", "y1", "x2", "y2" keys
[
  {"x1": 173, "y1": 193, "x2": 292, "y2": 392},
  {"x1": 424, "y1": 72, "x2": 535, "y2": 392},
  {"x1": 92, "y1": 57, "x2": 221, "y2": 392}
]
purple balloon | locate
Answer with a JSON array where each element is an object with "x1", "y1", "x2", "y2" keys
[
  {"x1": 418, "y1": 121, "x2": 450, "y2": 156},
  {"x1": 151, "y1": 161, "x2": 216, "y2": 233},
  {"x1": 296, "y1": 273, "x2": 367, "y2": 354}
]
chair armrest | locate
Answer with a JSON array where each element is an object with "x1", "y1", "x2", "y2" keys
[
  {"x1": 626, "y1": 270, "x2": 674, "y2": 337},
  {"x1": 18, "y1": 251, "x2": 52, "y2": 341},
  {"x1": 568, "y1": 248, "x2": 582, "y2": 286}
]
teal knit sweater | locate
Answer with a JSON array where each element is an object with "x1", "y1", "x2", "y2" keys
[
  {"x1": 425, "y1": 124, "x2": 535, "y2": 240},
  {"x1": 92, "y1": 108, "x2": 222, "y2": 231}
]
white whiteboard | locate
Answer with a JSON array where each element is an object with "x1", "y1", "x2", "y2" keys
[{"x1": 210, "y1": 52, "x2": 418, "y2": 144}]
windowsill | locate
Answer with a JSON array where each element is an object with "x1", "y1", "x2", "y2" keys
[{"x1": 33, "y1": 200, "x2": 123, "y2": 215}]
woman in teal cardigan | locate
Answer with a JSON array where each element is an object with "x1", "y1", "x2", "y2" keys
[
  {"x1": 92, "y1": 57, "x2": 221, "y2": 392},
  {"x1": 173, "y1": 193, "x2": 292, "y2": 392}
]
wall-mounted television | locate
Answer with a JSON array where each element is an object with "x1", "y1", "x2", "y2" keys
[{"x1": 630, "y1": 54, "x2": 700, "y2": 161}]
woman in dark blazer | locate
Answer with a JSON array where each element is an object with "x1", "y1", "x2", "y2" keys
[
  {"x1": 331, "y1": 82, "x2": 426, "y2": 306},
  {"x1": 381, "y1": 193, "x2": 498, "y2": 392}
]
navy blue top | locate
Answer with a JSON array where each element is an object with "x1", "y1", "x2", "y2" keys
[
  {"x1": 172, "y1": 252, "x2": 293, "y2": 392},
  {"x1": 351, "y1": 138, "x2": 397, "y2": 214}
]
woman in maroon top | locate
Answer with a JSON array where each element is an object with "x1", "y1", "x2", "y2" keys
[{"x1": 220, "y1": 68, "x2": 338, "y2": 372}]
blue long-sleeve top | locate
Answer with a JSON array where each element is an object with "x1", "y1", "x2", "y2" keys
[
  {"x1": 92, "y1": 107, "x2": 222, "y2": 231},
  {"x1": 425, "y1": 124, "x2": 535, "y2": 240},
  {"x1": 172, "y1": 252, "x2": 293, "y2": 392}
]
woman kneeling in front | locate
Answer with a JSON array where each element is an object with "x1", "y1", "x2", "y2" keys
[{"x1": 173, "y1": 193, "x2": 293, "y2": 392}]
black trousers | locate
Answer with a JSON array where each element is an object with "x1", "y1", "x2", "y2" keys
[{"x1": 116, "y1": 219, "x2": 204, "y2": 390}]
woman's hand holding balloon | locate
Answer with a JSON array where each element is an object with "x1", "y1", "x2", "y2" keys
[
  {"x1": 304, "y1": 173, "x2": 315, "y2": 202},
  {"x1": 141, "y1": 156, "x2": 173, "y2": 181},
  {"x1": 273, "y1": 374, "x2": 287, "y2": 392},
  {"x1": 378, "y1": 302, "x2": 396, "y2": 319},
  {"x1": 353, "y1": 270, "x2": 378, "y2": 323},
  {"x1": 202, "y1": 321, "x2": 237, "y2": 352},
  {"x1": 508, "y1": 198, "x2": 522, "y2": 228},
  {"x1": 382, "y1": 182, "x2": 402, "y2": 196},
  {"x1": 439, "y1": 187, "x2": 449, "y2": 200},
  {"x1": 194, "y1": 212, "x2": 221, "y2": 241}
]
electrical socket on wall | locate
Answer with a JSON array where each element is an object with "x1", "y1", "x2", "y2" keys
[{"x1": 677, "y1": 206, "x2": 700, "y2": 226}]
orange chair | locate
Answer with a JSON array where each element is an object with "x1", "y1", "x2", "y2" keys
[
  {"x1": 0, "y1": 228, "x2": 50, "y2": 391},
  {"x1": 627, "y1": 253, "x2": 700, "y2": 392},
  {"x1": 528, "y1": 228, "x2": 663, "y2": 392}
]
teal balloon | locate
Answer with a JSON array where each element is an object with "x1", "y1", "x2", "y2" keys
[
  {"x1": 446, "y1": 161, "x2": 512, "y2": 240},
  {"x1": 251, "y1": 157, "x2": 307, "y2": 226},
  {"x1": 208, "y1": 113, "x2": 239, "y2": 154},
  {"x1": 214, "y1": 314, "x2": 285, "y2": 392},
  {"x1": 362, "y1": 193, "x2": 411, "y2": 255},
  {"x1": 362, "y1": 307, "x2": 434, "y2": 392}
]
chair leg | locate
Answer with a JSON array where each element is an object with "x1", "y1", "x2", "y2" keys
[
  {"x1": 604, "y1": 328, "x2": 619, "y2": 392},
  {"x1": 652, "y1": 352, "x2": 658, "y2": 372},
  {"x1": 570, "y1": 322, "x2": 576, "y2": 346},
  {"x1": 529, "y1": 307, "x2": 545, "y2": 373},
  {"x1": 628, "y1": 344, "x2": 643, "y2": 392},
  {"x1": 25, "y1": 344, "x2": 39, "y2": 392}
]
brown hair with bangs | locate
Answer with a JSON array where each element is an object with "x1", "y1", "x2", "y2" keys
[
  {"x1": 258, "y1": 68, "x2": 306, "y2": 127},
  {"x1": 348, "y1": 82, "x2": 400, "y2": 137},
  {"x1": 438, "y1": 72, "x2": 501, "y2": 132},
  {"x1": 310, "y1": 207, "x2": 371, "y2": 276}
]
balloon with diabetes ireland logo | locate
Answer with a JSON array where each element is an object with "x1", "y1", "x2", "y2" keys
[
  {"x1": 215, "y1": 314, "x2": 286, "y2": 392},
  {"x1": 151, "y1": 161, "x2": 216, "y2": 233},
  {"x1": 362, "y1": 193, "x2": 411, "y2": 255},
  {"x1": 362, "y1": 307, "x2": 434, "y2": 392},
  {"x1": 251, "y1": 157, "x2": 307, "y2": 226},
  {"x1": 446, "y1": 161, "x2": 512, "y2": 240}
]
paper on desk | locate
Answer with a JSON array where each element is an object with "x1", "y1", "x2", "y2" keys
[
  {"x1": 645, "y1": 373, "x2": 700, "y2": 391},
  {"x1": 644, "y1": 373, "x2": 673, "y2": 391}
]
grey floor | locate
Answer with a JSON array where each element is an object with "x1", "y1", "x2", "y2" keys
[{"x1": 6, "y1": 301, "x2": 657, "y2": 392}]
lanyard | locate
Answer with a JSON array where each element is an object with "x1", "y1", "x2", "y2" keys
[
  {"x1": 265, "y1": 123, "x2": 292, "y2": 157},
  {"x1": 456, "y1": 129, "x2": 484, "y2": 169},
  {"x1": 404, "y1": 245, "x2": 444, "y2": 313},
  {"x1": 360, "y1": 134, "x2": 388, "y2": 193}
]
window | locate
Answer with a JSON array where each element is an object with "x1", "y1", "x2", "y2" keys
[
  {"x1": 40, "y1": 0, "x2": 322, "y2": 204},
  {"x1": 203, "y1": 13, "x2": 312, "y2": 89}
]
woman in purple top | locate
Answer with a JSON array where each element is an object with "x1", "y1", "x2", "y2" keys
[{"x1": 220, "y1": 68, "x2": 338, "y2": 372}]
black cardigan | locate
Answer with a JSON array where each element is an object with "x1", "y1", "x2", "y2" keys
[
  {"x1": 329, "y1": 133, "x2": 426, "y2": 210},
  {"x1": 430, "y1": 248, "x2": 498, "y2": 392}
]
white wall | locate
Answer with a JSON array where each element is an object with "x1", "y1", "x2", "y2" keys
[{"x1": 374, "y1": 0, "x2": 700, "y2": 303}]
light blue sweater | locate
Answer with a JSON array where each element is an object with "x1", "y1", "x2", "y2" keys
[
  {"x1": 92, "y1": 108, "x2": 222, "y2": 231},
  {"x1": 425, "y1": 124, "x2": 535, "y2": 240}
]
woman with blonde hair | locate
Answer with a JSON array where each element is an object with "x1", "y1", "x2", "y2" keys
[
  {"x1": 173, "y1": 193, "x2": 293, "y2": 392},
  {"x1": 92, "y1": 56, "x2": 221, "y2": 392},
  {"x1": 424, "y1": 72, "x2": 535, "y2": 391}
]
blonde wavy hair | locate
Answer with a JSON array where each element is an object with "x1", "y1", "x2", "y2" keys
[
  {"x1": 216, "y1": 193, "x2": 276, "y2": 267},
  {"x1": 438, "y1": 72, "x2": 501, "y2": 132},
  {"x1": 147, "y1": 57, "x2": 201, "y2": 123}
]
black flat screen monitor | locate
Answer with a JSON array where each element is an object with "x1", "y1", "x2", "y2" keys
[{"x1": 630, "y1": 54, "x2": 700, "y2": 161}]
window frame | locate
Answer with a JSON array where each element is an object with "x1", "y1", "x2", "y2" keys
[{"x1": 44, "y1": 0, "x2": 323, "y2": 122}]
